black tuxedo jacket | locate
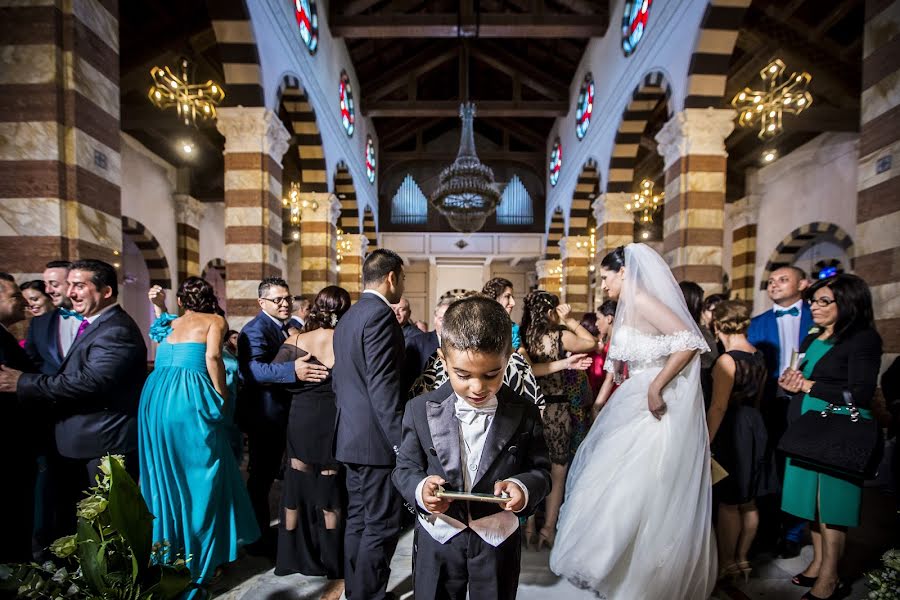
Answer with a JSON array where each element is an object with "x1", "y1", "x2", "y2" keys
[
  {"x1": 0, "y1": 326, "x2": 37, "y2": 457},
  {"x1": 237, "y1": 311, "x2": 295, "y2": 428},
  {"x1": 17, "y1": 305, "x2": 147, "y2": 459},
  {"x1": 332, "y1": 292, "x2": 405, "y2": 466},
  {"x1": 799, "y1": 327, "x2": 882, "y2": 409},
  {"x1": 392, "y1": 382, "x2": 551, "y2": 522},
  {"x1": 24, "y1": 308, "x2": 65, "y2": 375}
]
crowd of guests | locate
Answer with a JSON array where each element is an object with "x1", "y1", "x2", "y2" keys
[{"x1": 0, "y1": 250, "x2": 893, "y2": 600}]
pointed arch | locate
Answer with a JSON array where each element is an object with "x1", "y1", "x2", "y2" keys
[
  {"x1": 334, "y1": 163, "x2": 360, "y2": 234},
  {"x1": 760, "y1": 222, "x2": 855, "y2": 290},
  {"x1": 363, "y1": 205, "x2": 378, "y2": 253},
  {"x1": 279, "y1": 75, "x2": 328, "y2": 193},
  {"x1": 607, "y1": 71, "x2": 673, "y2": 193},
  {"x1": 571, "y1": 159, "x2": 600, "y2": 238},
  {"x1": 207, "y1": 0, "x2": 265, "y2": 107},
  {"x1": 121, "y1": 216, "x2": 172, "y2": 290},
  {"x1": 546, "y1": 206, "x2": 566, "y2": 259}
]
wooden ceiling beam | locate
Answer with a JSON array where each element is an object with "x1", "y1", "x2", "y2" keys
[
  {"x1": 469, "y1": 42, "x2": 568, "y2": 100},
  {"x1": 363, "y1": 44, "x2": 458, "y2": 100},
  {"x1": 363, "y1": 100, "x2": 568, "y2": 117},
  {"x1": 758, "y1": 6, "x2": 857, "y2": 67},
  {"x1": 812, "y1": 0, "x2": 857, "y2": 39},
  {"x1": 382, "y1": 150, "x2": 544, "y2": 169},
  {"x1": 778, "y1": 0, "x2": 807, "y2": 20},
  {"x1": 549, "y1": 0, "x2": 601, "y2": 15},
  {"x1": 378, "y1": 117, "x2": 446, "y2": 148},
  {"x1": 486, "y1": 117, "x2": 547, "y2": 147},
  {"x1": 330, "y1": 13, "x2": 608, "y2": 38}
]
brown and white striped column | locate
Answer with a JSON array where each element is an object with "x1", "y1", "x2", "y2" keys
[
  {"x1": 300, "y1": 193, "x2": 340, "y2": 296},
  {"x1": 215, "y1": 107, "x2": 291, "y2": 331},
  {"x1": 535, "y1": 259, "x2": 562, "y2": 295},
  {"x1": 560, "y1": 236, "x2": 590, "y2": 313},
  {"x1": 857, "y1": 0, "x2": 900, "y2": 362},
  {"x1": 592, "y1": 192, "x2": 634, "y2": 305},
  {"x1": 726, "y1": 194, "x2": 760, "y2": 301},
  {"x1": 655, "y1": 108, "x2": 735, "y2": 294},
  {"x1": 173, "y1": 193, "x2": 204, "y2": 287},
  {"x1": 339, "y1": 234, "x2": 368, "y2": 300},
  {"x1": 0, "y1": 0, "x2": 122, "y2": 279}
]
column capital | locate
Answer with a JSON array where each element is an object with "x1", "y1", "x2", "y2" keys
[
  {"x1": 302, "y1": 192, "x2": 342, "y2": 226},
  {"x1": 535, "y1": 258, "x2": 561, "y2": 280},
  {"x1": 559, "y1": 235, "x2": 591, "y2": 261},
  {"x1": 592, "y1": 192, "x2": 634, "y2": 225},
  {"x1": 216, "y1": 107, "x2": 291, "y2": 161},
  {"x1": 726, "y1": 194, "x2": 761, "y2": 230},
  {"x1": 344, "y1": 234, "x2": 369, "y2": 257},
  {"x1": 173, "y1": 194, "x2": 205, "y2": 229},
  {"x1": 655, "y1": 108, "x2": 736, "y2": 169}
]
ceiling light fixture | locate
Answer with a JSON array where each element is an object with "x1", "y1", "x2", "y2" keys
[
  {"x1": 282, "y1": 182, "x2": 318, "y2": 241},
  {"x1": 149, "y1": 58, "x2": 225, "y2": 127},
  {"x1": 625, "y1": 178, "x2": 664, "y2": 224},
  {"x1": 732, "y1": 59, "x2": 812, "y2": 140}
]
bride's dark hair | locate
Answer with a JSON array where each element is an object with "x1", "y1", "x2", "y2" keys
[
  {"x1": 303, "y1": 285, "x2": 351, "y2": 332},
  {"x1": 600, "y1": 246, "x2": 625, "y2": 271}
]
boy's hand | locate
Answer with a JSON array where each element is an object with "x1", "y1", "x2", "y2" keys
[
  {"x1": 494, "y1": 480, "x2": 526, "y2": 512},
  {"x1": 421, "y1": 476, "x2": 452, "y2": 514}
]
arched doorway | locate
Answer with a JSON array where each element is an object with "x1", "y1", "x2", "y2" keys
[
  {"x1": 202, "y1": 258, "x2": 227, "y2": 313},
  {"x1": 121, "y1": 216, "x2": 172, "y2": 360},
  {"x1": 760, "y1": 222, "x2": 855, "y2": 289}
]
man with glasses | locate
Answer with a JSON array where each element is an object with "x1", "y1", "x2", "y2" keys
[{"x1": 237, "y1": 277, "x2": 329, "y2": 554}]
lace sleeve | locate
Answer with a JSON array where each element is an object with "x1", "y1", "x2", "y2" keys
[
  {"x1": 605, "y1": 328, "x2": 709, "y2": 369},
  {"x1": 149, "y1": 313, "x2": 178, "y2": 343}
]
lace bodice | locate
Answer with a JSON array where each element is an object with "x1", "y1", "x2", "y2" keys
[{"x1": 605, "y1": 326, "x2": 709, "y2": 376}]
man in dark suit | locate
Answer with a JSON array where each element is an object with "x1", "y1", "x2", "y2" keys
[
  {"x1": 333, "y1": 249, "x2": 406, "y2": 600},
  {"x1": 237, "y1": 278, "x2": 327, "y2": 548},
  {"x1": 0, "y1": 260, "x2": 147, "y2": 535},
  {"x1": 747, "y1": 265, "x2": 813, "y2": 558},
  {"x1": 0, "y1": 274, "x2": 37, "y2": 562},
  {"x1": 289, "y1": 294, "x2": 311, "y2": 331},
  {"x1": 393, "y1": 297, "x2": 436, "y2": 392}
]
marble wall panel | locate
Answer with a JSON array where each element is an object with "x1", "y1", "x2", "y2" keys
[
  {"x1": 71, "y1": 0, "x2": 119, "y2": 52},
  {"x1": 0, "y1": 121, "x2": 59, "y2": 161},
  {"x1": 0, "y1": 44, "x2": 56, "y2": 84},
  {"x1": 856, "y1": 211, "x2": 900, "y2": 256},
  {"x1": 0, "y1": 197, "x2": 61, "y2": 236}
]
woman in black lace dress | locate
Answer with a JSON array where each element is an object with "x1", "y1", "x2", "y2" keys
[
  {"x1": 706, "y1": 300, "x2": 775, "y2": 583},
  {"x1": 274, "y1": 286, "x2": 351, "y2": 597}
]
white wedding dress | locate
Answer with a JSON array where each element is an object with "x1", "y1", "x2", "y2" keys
[{"x1": 550, "y1": 245, "x2": 717, "y2": 600}]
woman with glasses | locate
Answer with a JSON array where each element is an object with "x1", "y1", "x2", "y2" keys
[{"x1": 777, "y1": 274, "x2": 882, "y2": 600}]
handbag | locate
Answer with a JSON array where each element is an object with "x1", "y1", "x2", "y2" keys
[{"x1": 777, "y1": 390, "x2": 883, "y2": 481}]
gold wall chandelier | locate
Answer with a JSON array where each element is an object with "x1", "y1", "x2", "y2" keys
[
  {"x1": 731, "y1": 59, "x2": 812, "y2": 140},
  {"x1": 149, "y1": 58, "x2": 225, "y2": 127},
  {"x1": 625, "y1": 179, "x2": 663, "y2": 224},
  {"x1": 576, "y1": 227, "x2": 597, "y2": 272},
  {"x1": 283, "y1": 182, "x2": 319, "y2": 241},
  {"x1": 335, "y1": 229, "x2": 352, "y2": 272}
]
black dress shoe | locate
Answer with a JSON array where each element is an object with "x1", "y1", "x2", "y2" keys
[
  {"x1": 780, "y1": 539, "x2": 802, "y2": 558},
  {"x1": 801, "y1": 582, "x2": 850, "y2": 600}
]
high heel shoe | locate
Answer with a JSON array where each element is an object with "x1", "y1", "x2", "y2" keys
[
  {"x1": 801, "y1": 581, "x2": 850, "y2": 600},
  {"x1": 735, "y1": 561, "x2": 752, "y2": 583},
  {"x1": 792, "y1": 573, "x2": 818, "y2": 587},
  {"x1": 717, "y1": 563, "x2": 741, "y2": 584}
]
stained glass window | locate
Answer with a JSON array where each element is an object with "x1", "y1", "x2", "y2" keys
[
  {"x1": 622, "y1": 0, "x2": 652, "y2": 56},
  {"x1": 365, "y1": 136, "x2": 376, "y2": 184},
  {"x1": 340, "y1": 71, "x2": 355, "y2": 137},
  {"x1": 294, "y1": 0, "x2": 318, "y2": 54},
  {"x1": 575, "y1": 73, "x2": 594, "y2": 140},
  {"x1": 549, "y1": 139, "x2": 562, "y2": 187}
]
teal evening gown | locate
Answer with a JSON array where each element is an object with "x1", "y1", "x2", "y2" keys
[{"x1": 139, "y1": 314, "x2": 260, "y2": 589}]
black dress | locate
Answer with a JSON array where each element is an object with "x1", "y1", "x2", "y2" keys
[
  {"x1": 273, "y1": 343, "x2": 344, "y2": 579},
  {"x1": 712, "y1": 350, "x2": 778, "y2": 505}
]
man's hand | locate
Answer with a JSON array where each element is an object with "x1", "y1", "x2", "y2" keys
[
  {"x1": 421, "y1": 475, "x2": 452, "y2": 514},
  {"x1": 294, "y1": 354, "x2": 328, "y2": 382},
  {"x1": 565, "y1": 353, "x2": 593, "y2": 371},
  {"x1": 0, "y1": 365, "x2": 23, "y2": 393},
  {"x1": 648, "y1": 385, "x2": 667, "y2": 420},
  {"x1": 494, "y1": 480, "x2": 526, "y2": 512}
]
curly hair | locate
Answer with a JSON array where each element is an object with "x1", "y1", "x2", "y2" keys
[
  {"x1": 521, "y1": 290, "x2": 561, "y2": 356},
  {"x1": 481, "y1": 277, "x2": 514, "y2": 300},
  {"x1": 177, "y1": 276, "x2": 220, "y2": 314},
  {"x1": 303, "y1": 285, "x2": 352, "y2": 332},
  {"x1": 712, "y1": 300, "x2": 752, "y2": 335}
]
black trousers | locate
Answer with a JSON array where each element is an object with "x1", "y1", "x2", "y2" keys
[
  {"x1": 55, "y1": 451, "x2": 139, "y2": 537},
  {"x1": 0, "y1": 453, "x2": 36, "y2": 562},
  {"x1": 413, "y1": 527, "x2": 522, "y2": 600},
  {"x1": 344, "y1": 463, "x2": 402, "y2": 600},
  {"x1": 247, "y1": 417, "x2": 287, "y2": 537}
]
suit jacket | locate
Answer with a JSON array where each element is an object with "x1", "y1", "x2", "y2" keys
[
  {"x1": 24, "y1": 308, "x2": 64, "y2": 375},
  {"x1": 332, "y1": 292, "x2": 405, "y2": 466},
  {"x1": 747, "y1": 303, "x2": 813, "y2": 401},
  {"x1": 237, "y1": 311, "x2": 295, "y2": 427},
  {"x1": 17, "y1": 305, "x2": 147, "y2": 459},
  {"x1": 392, "y1": 382, "x2": 551, "y2": 522},
  {"x1": 798, "y1": 327, "x2": 882, "y2": 409},
  {"x1": 0, "y1": 326, "x2": 37, "y2": 458},
  {"x1": 400, "y1": 324, "x2": 438, "y2": 393}
]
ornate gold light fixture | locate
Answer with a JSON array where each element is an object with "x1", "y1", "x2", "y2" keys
[
  {"x1": 576, "y1": 227, "x2": 597, "y2": 272},
  {"x1": 335, "y1": 228, "x2": 352, "y2": 272},
  {"x1": 149, "y1": 58, "x2": 225, "y2": 127},
  {"x1": 625, "y1": 179, "x2": 663, "y2": 224},
  {"x1": 282, "y1": 182, "x2": 319, "y2": 241},
  {"x1": 731, "y1": 59, "x2": 812, "y2": 140}
]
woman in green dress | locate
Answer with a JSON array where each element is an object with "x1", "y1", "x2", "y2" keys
[{"x1": 778, "y1": 274, "x2": 882, "y2": 600}]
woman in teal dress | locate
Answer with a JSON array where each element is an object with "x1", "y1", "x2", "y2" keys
[
  {"x1": 778, "y1": 274, "x2": 882, "y2": 600},
  {"x1": 140, "y1": 278, "x2": 259, "y2": 593}
]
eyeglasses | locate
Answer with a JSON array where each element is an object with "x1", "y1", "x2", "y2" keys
[
  {"x1": 261, "y1": 296, "x2": 293, "y2": 306},
  {"x1": 808, "y1": 297, "x2": 836, "y2": 307}
]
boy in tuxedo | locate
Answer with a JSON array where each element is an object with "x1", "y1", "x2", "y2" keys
[{"x1": 393, "y1": 296, "x2": 550, "y2": 600}]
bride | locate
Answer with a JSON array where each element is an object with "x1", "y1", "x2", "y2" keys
[{"x1": 550, "y1": 244, "x2": 717, "y2": 599}]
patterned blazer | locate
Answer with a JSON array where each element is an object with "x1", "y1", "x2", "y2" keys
[{"x1": 409, "y1": 351, "x2": 544, "y2": 406}]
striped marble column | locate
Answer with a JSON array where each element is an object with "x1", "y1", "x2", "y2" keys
[
  {"x1": 173, "y1": 194, "x2": 204, "y2": 287},
  {"x1": 0, "y1": 0, "x2": 122, "y2": 280},
  {"x1": 560, "y1": 236, "x2": 590, "y2": 313},
  {"x1": 592, "y1": 193, "x2": 634, "y2": 306},
  {"x1": 655, "y1": 108, "x2": 735, "y2": 293},
  {"x1": 300, "y1": 193, "x2": 340, "y2": 296},
  {"x1": 536, "y1": 259, "x2": 562, "y2": 295},
  {"x1": 857, "y1": 0, "x2": 900, "y2": 360},
  {"x1": 726, "y1": 194, "x2": 760, "y2": 301},
  {"x1": 339, "y1": 234, "x2": 368, "y2": 301},
  {"x1": 215, "y1": 107, "x2": 291, "y2": 331}
]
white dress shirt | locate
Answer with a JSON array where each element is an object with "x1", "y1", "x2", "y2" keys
[
  {"x1": 774, "y1": 299, "x2": 804, "y2": 377},
  {"x1": 414, "y1": 394, "x2": 528, "y2": 547},
  {"x1": 57, "y1": 311, "x2": 81, "y2": 357},
  {"x1": 363, "y1": 289, "x2": 392, "y2": 308},
  {"x1": 263, "y1": 311, "x2": 289, "y2": 338}
]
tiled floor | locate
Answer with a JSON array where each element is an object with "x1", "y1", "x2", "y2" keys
[{"x1": 210, "y1": 487, "x2": 897, "y2": 600}]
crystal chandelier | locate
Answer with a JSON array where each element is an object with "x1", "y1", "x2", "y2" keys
[
  {"x1": 429, "y1": 103, "x2": 500, "y2": 233},
  {"x1": 149, "y1": 58, "x2": 225, "y2": 127},
  {"x1": 625, "y1": 179, "x2": 663, "y2": 224},
  {"x1": 282, "y1": 182, "x2": 319, "y2": 241},
  {"x1": 731, "y1": 59, "x2": 812, "y2": 140}
]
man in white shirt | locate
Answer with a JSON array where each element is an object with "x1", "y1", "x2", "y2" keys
[{"x1": 393, "y1": 296, "x2": 550, "y2": 600}]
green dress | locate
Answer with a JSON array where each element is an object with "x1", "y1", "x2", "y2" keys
[{"x1": 781, "y1": 338, "x2": 871, "y2": 527}]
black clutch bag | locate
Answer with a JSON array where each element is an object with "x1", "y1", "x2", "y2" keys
[{"x1": 777, "y1": 390, "x2": 883, "y2": 481}]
